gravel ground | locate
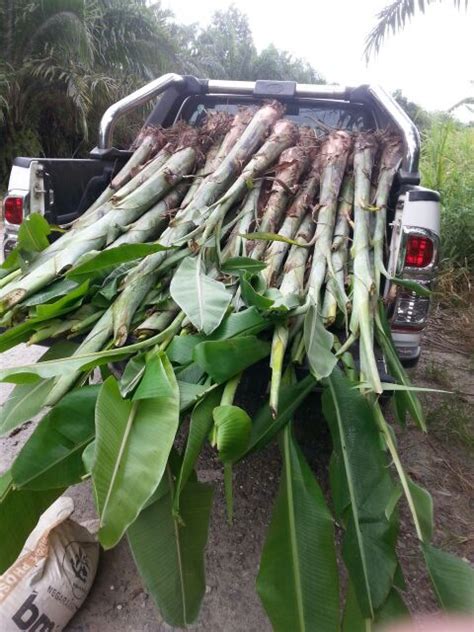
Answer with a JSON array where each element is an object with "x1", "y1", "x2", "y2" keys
[{"x1": 1, "y1": 300, "x2": 472, "y2": 630}]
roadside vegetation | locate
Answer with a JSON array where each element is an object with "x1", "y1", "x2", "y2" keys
[
  {"x1": 0, "y1": 1, "x2": 321, "y2": 186},
  {"x1": 420, "y1": 120, "x2": 474, "y2": 285}
]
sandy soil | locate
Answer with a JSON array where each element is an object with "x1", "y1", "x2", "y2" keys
[{"x1": 0, "y1": 301, "x2": 472, "y2": 631}]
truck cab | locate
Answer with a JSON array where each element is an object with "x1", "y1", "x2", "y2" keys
[{"x1": 1, "y1": 74, "x2": 440, "y2": 365}]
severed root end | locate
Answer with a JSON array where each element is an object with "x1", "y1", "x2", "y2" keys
[
  {"x1": 114, "y1": 325, "x2": 128, "y2": 347},
  {"x1": 0, "y1": 288, "x2": 27, "y2": 313}
]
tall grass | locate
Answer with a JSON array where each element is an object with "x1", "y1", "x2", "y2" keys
[{"x1": 420, "y1": 119, "x2": 474, "y2": 272}]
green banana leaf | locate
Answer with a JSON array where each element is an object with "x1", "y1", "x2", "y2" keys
[
  {"x1": 257, "y1": 424, "x2": 339, "y2": 632},
  {"x1": 22, "y1": 278, "x2": 80, "y2": 306},
  {"x1": 173, "y1": 387, "x2": 223, "y2": 517},
  {"x1": 246, "y1": 374, "x2": 316, "y2": 455},
  {"x1": 128, "y1": 475, "x2": 213, "y2": 627},
  {"x1": 11, "y1": 386, "x2": 99, "y2": 490},
  {"x1": 170, "y1": 256, "x2": 232, "y2": 334},
  {"x1": 193, "y1": 335, "x2": 270, "y2": 383},
  {"x1": 342, "y1": 582, "x2": 409, "y2": 632},
  {"x1": 304, "y1": 305, "x2": 337, "y2": 380},
  {"x1": 92, "y1": 352, "x2": 179, "y2": 548},
  {"x1": 68, "y1": 243, "x2": 171, "y2": 280},
  {"x1": 214, "y1": 405, "x2": 251, "y2": 463},
  {"x1": 220, "y1": 256, "x2": 266, "y2": 273},
  {"x1": 324, "y1": 367, "x2": 399, "y2": 618},
  {"x1": 423, "y1": 543, "x2": 474, "y2": 613},
  {"x1": 0, "y1": 341, "x2": 78, "y2": 436}
]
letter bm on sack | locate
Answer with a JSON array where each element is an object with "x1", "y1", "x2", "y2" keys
[{"x1": 0, "y1": 498, "x2": 98, "y2": 631}]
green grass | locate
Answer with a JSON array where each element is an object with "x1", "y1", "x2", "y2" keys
[
  {"x1": 423, "y1": 361, "x2": 452, "y2": 390},
  {"x1": 426, "y1": 397, "x2": 474, "y2": 452},
  {"x1": 420, "y1": 119, "x2": 474, "y2": 272}
]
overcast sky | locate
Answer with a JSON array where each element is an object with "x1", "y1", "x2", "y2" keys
[{"x1": 162, "y1": 0, "x2": 473, "y2": 120}]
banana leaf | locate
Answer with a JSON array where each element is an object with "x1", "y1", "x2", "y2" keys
[
  {"x1": 128, "y1": 475, "x2": 213, "y2": 627},
  {"x1": 323, "y1": 367, "x2": 399, "y2": 618},
  {"x1": 92, "y1": 352, "x2": 179, "y2": 548},
  {"x1": 11, "y1": 385, "x2": 99, "y2": 490},
  {"x1": 257, "y1": 423, "x2": 339, "y2": 632}
]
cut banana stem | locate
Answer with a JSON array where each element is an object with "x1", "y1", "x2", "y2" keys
[
  {"x1": 269, "y1": 323, "x2": 289, "y2": 417},
  {"x1": 109, "y1": 183, "x2": 188, "y2": 248},
  {"x1": 262, "y1": 167, "x2": 319, "y2": 286},
  {"x1": 321, "y1": 175, "x2": 354, "y2": 326},
  {"x1": 251, "y1": 145, "x2": 308, "y2": 262},
  {"x1": 80, "y1": 130, "x2": 165, "y2": 219},
  {"x1": 202, "y1": 120, "x2": 299, "y2": 242},
  {"x1": 349, "y1": 133, "x2": 382, "y2": 393},
  {"x1": 221, "y1": 182, "x2": 263, "y2": 261},
  {"x1": 0, "y1": 148, "x2": 197, "y2": 312},
  {"x1": 372, "y1": 134, "x2": 403, "y2": 294},
  {"x1": 179, "y1": 142, "x2": 222, "y2": 209},
  {"x1": 279, "y1": 212, "x2": 316, "y2": 298},
  {"x1": 306, "y1": 131, "x2": 352, "y2": 310},
  {"x1": 112, "y1": 221, "x2": 191, "y2": 346},
  {"x1": 134, "y1": 304, "x2": 179, "y2": 339},
  {"x1": 181, "y1": 103, "x2": 283, "y2": 224},
  {"x1": 44, "y1": 307, "x2": 114, "y2": 407}
]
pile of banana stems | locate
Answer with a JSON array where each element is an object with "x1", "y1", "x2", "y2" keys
[{"x1": 1, "y1": 102, "x2": 472, "y2": 631}]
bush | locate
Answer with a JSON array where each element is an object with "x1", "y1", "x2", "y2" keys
[{"x1": 420, "y1": 119, "x2": 474, "y2": 271}]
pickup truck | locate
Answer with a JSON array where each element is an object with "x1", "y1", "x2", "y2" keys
[{"x1": 1, "y1": 73, "x2": 440, "y2": 366}]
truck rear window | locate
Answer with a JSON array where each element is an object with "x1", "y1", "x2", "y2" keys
[{"x1": 179, "y1": 95, "x2": 375, "y2": 132}]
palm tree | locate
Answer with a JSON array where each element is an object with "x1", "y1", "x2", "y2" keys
[
  {"x1": 0, "y1": 0, "x2": 177, "y2": 182},
  {"x1": 365, "y1": 0, "x2": 467, "y2": 59}
]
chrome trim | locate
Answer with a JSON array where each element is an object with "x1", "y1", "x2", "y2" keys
[
  {"x1": 367, "y1": 85, "x2": 420, "y2": 174},
  {"x1": 98, "y1": 73, "x2": 186, "y2": 149},
  {"x1": 396, "y1": 226, "x2": 440, "y2": 278},
  {"x1": 207, "y1": 79, "x2": 351, "y2": 100}
]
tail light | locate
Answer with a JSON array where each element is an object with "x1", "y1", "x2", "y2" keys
[
  {"x1": 404, "y1": 235, "x2": 434, "y2": 267},
  {"x1": 391, "y1": 227, "x2": 439, "y2": 331},
  {"x1": 392, "y1": 289, "x2": 431, "y2": 330},
  {"x1": 3, "y1": 196, "x2": 24, "y2": 225}
]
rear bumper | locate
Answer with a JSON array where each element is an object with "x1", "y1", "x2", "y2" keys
[{"x1": 391, "y1": 330, "x2": 422, "y2": 364}]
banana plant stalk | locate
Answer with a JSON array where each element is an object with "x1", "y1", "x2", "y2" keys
[
  {"x1": 372, "y1": 134, "x2": 403, "y2": 294},
  {"x1": 306, "y1": 131, "x2": 352, "y2": 310},
  {"x1": 279, "y1": 213, "x2": 316, "y2": 298},
  {"x1": 270, "y1": 212, "x2": 316, "y2": 412},
  {"x1": 321, "y1": 175, "x2": 354, "y2": 325},
  {"x1": 349, "y1": 133, "x2": 382, "y2": 394},
  {"x1": 109, "y1": 184, "x2": 188, "y2": 248},
  {"x1": 107, "y1": 145, "x2": 174, "y2": 206},
  {"x1": 81, "y1": 129, "x2": 166, "y2": 218},
  {"x1": 181, "y1": 103, "x2": 284, "y2": 224},
  {"x1": 0, "y1": 148, "x2": 197, "y2": 312},
  {"x1": 221, "y1": 183, "x2": 262, "y2": 261},
  {"x1": 134, "y1": 303, "x2": 179, "y2": 339},
  {"x1": 179, "y1": 142, "x2": 222, "y2": 209},
  {"x1": 262, "y1": 167, "x2": 320, "y2": 286},
  {"x1": 250, "y1": 145, "x2": 308, "y2": 262},
  {"x1": 112, "y1": 221, "x2": 190, "y2": 346},
  {"x1": 44, "y1": 307, "x2": 114, "y2": 406},
  {"x1": 12, "y1": 137, "x2": 190, "y2": 273},
  {"x1": 202, "y1": 120, "x2": 299, "y2": 242}
]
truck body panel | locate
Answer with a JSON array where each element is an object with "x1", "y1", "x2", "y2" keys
[{"x1": 1, "y1": 75, "x2": 440, "y2": 365}]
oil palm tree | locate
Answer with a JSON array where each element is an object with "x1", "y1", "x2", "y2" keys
[
  {"x1": 365, "y1": 0, "x2": 468, "y2": 59},
  {"x1": 0, "y1": 0, "x2": 177, "y2": 182}
]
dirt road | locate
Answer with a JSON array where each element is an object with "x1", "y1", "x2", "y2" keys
[{"x1": 1, "y1": 302, "x2": 472, "y2": 631}]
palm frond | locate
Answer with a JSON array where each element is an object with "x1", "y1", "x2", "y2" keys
[{"x1": 365, "y1": 0, "x2": 466, "y2": 60}]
